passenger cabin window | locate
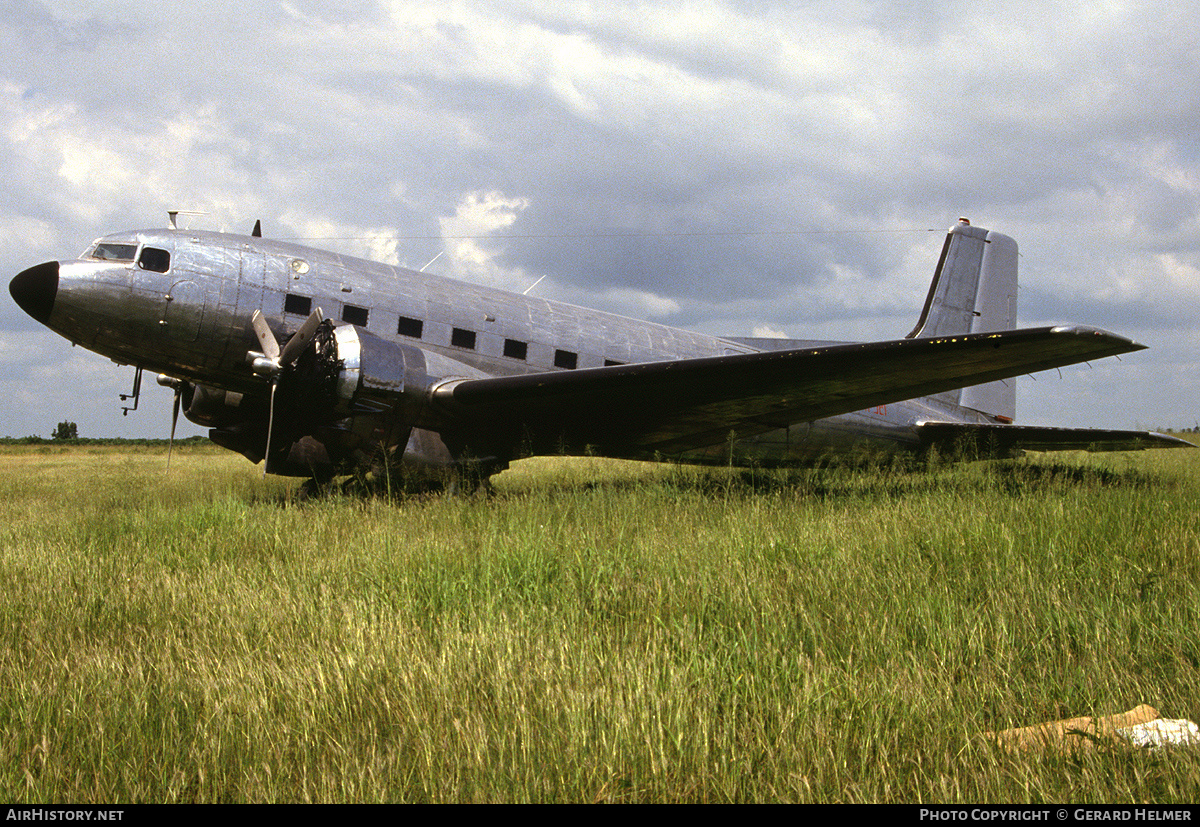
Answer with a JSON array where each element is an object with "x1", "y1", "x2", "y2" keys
[
  {"x1": 284, "y1": 294, "x2": 312, "y2": 316},
  {"x1": 342, "y1": 304, "x2": 369, "y2": 327},
  {"x1": 504, "y1": 339, "x2": 528, "y2": 360},
  {"x1": 604, "y1": 359, "x2": 625, "y2": 367},
  {"x1": 137, "y1": 247, "x2": 170, "y2": 273},
  {"x1": 89, "y1": 243, "x2": 138, "y2": 262},
  {"x1": 397, "y1": 316, "x2": 423, "y2": 338},
  {"x1": 451, "y1": 328, "x2": 476, "y2": 350},
  {"x1": 554, "y1": 350, "x2": 578, "y2": 370}
]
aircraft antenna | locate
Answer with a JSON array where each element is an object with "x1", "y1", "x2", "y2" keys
[
  {"x1": 119, "y1": 367, "x2": 143, "y2": 415},
  {"x1": 167, "y1": 210, "x2": 206, "y2": 230},
  {"x1": 522, "y1": 275, "x2": 547, "y2": 295},
  {"x1": 419, "y1": 251, "x2": 444, "y2": 272}
]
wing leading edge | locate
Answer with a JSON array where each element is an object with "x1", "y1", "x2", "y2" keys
[{"x1": 432, "y1": 325, "x2": 1147, "y2": 458}]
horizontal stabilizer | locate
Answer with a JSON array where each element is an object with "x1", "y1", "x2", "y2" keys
[
  {"x1": 435, "y1": 325, "x2": 1148, "y2": 457},
  {"x1": 916, "y1": 422, "x2": 1193, "y2": 454}
]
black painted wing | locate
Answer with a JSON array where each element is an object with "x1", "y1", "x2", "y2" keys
[{"x1": 434, "y1": 326, "x2": 1148, "y2": 458}]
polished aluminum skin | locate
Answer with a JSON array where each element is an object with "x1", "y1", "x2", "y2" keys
[{"x1": 9, "y1": 219, "x2": 1189, "y2": 481}]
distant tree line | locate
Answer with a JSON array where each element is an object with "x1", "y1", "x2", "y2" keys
[
  {"x1": 0, "y1": 419, "x2": 213, "y2": 446},
  {"x1": 0, "y1": 434, "x2": 210, "y2": 447}
]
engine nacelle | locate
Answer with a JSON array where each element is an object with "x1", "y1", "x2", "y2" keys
[
  {"x1": 207, "y1": 321, "x2": 493, "y2": 477},
  {"x1": 182, "y1": 383, "x2": 245, "y2": 428},
  {"x1": 319, "y1": 325, "x2": 492, "y2": 470},
  {"x1": 219, "y1": 323, "x2": 487, "y2": 476}
]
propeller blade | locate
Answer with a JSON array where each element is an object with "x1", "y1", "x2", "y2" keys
[
  {"x1": 251, "y1": 307, "x2": 323, "y2": 478},
  {"x1": 278, "y1": 307, "x2": 325, "y2": 366},
  {"x1": 167, "y1": 384, "x2": 182, "y2": 472},
  {"x1": 250, "y1": 309, "x2": 280, "y2": 362},
  {"x1": 264, "y1": 379, "x2": 277, "y2": 478}
]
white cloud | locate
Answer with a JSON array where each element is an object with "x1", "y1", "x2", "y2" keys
[
  {"x1": 597, "y1": 287, "x2": 680, "y2": 319},
  {"x1": 751, "y1": 324, "x2": 789, "y2": 339},
  {"x1": 0, "y1": 330, "x2": 59, "y2": 365},
  {"x1": 3, "y1": 0, "x2": 1200, "y2": 434},
  {"x1": 277, "y1": 211, "x2": 407, "y2": 266},
  {"x1": 436, "y1": 190, "x2": 532, "y2": 289}
]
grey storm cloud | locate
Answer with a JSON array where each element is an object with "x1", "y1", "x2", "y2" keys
[{"x1": 1, "y1": 0, "x2": 1198, "y2": 438}]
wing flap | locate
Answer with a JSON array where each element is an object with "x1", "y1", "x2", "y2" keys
[{"x1": 436, "y1": 325, "x2": 1147, "y2": 457}]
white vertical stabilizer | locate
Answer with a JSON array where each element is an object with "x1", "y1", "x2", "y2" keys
[{"x1": 907, "y1": 220, "x2": 1018, "y2": 421}]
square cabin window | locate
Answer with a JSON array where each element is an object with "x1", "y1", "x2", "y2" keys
[
  {"x1": 284, "y1": 293, "x2": 312, "y2": 316},
  {"x1": 342, "y1": 304, "x2": 369, "y2": 327},
  {"x1": 554, "y1": 349, "x2": 578, "y2": 370},
  {"x1": 451, "y1": 328, "x2": 476, "y2": 350},
  {"x1": 504, "y1": 339, "x2": 528, "y2": 360},
  {"x1": 397, "y1": 316, "x2": 424, "y2": 338}
]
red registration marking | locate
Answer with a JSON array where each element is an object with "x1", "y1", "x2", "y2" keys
[{"x1": 869, "y1": 405, "x2": 887, "y2": 415}]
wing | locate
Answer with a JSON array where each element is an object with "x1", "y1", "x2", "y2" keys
[
  {"x1": 432, "y1": 325, "x2": 1147, "y2": 458},
  {"x1": 916, "y1": 422, "x2": 1193, "y2": 454}
]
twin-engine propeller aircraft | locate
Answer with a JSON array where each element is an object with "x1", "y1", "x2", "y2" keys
[{"x1": 8, "y1": 217, "x2": 1189, "y2": 489}]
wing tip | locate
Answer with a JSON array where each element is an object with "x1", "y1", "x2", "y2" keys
[
  {"x1": 917, "y1": 421, "x2": 1194, "y2": 452},
  {"x1": 1049, "y1": 324, "x2": 1146, "y2": 352},
  {"x1": 1147, "y1": 431, "x2": 1198, "y2": 448}
]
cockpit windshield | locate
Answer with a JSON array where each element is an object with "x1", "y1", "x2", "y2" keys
[{"x1": 88, "y1": 242, "x2": 138, "y2": 262}]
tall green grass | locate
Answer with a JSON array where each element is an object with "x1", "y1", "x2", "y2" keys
[{"x1": 1, "y1": 443, "x2": 1198, "y2": 802}]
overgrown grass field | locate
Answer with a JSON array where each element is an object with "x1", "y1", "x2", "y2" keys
[{"x1": 2, "y1": 440, "x2": 1199, "y2": 802}]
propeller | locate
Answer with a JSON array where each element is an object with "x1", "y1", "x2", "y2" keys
[
  {"x1": 248, "y1": 307, "x2": 324, "y2": 475},
  {"x1": 156, "y1": 374, "x2": 187, "y2": 472}
]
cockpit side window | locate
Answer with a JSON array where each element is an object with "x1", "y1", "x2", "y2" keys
[
  {"x1": 90, "y1": 242, "x2": 138, "y2": 262},
  {"x1": 138, "y1": 247, "x2": 171, "y2": 273}
]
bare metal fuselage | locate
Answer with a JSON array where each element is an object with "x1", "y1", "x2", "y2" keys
[
  {"x1": 42, "y1": 229, "x2": 973, "y2": 465},
  {"x1": 14, "y1": 221, "x2": 1179, "y2": 479}
]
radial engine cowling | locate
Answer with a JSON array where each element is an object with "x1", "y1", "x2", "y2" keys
[{"x1": 259, "y1": 322, "x2": 486, "y2": 476}]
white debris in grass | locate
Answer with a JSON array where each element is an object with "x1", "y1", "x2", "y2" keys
[{"x1": 1118, "y1": 718, "x2": 1200, "y2": 749}]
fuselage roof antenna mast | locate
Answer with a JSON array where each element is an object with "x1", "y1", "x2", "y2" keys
[{"x1": 167, "y1": 210, "x2": 206, "y2": 230}]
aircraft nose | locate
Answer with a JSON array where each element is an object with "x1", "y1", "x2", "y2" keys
[{"x1": 9, "y1": 261, "x2": 59, "y2": 324}]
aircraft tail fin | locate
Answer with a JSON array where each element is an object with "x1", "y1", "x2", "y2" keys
[{"x1": 907, "y1": 219, "x2": 1018, "y2": 420}]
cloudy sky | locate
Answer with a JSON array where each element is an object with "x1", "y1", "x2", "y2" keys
[{"x1": 1, "y1": 0, "x2": 1197, "y2": 439}]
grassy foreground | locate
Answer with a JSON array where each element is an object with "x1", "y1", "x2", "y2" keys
[{"x1": 1, "y1": 441, "x2": 1199, "y2": 802}]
